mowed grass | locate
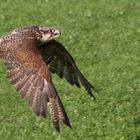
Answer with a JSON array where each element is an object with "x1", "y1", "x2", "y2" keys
[{"x1": 0, "y1": 0, "x2": 140, "y2": 139}]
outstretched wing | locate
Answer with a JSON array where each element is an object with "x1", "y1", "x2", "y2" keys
[
  {"x1": 38, "y1": 40, "x2": 97, "y2": 99},
  {"x1": 0, "y1": 39, "x2": 71, "y2": 132}
]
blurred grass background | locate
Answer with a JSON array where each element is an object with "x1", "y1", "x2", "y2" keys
[{"x1": 0, "y1": 0, "x2": 140, "y2": 139}]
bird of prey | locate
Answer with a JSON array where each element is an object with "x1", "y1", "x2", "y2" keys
[{"x1": 0, "y1": 25, "x2": 96, "y2": 132}]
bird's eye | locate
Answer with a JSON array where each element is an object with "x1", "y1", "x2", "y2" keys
[{"x1": 49, "y1": 29, "x2": 53, "y2": 33}]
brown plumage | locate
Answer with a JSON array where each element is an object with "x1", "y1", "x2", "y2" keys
[{"x1": 0, "y1": 25, "x2": 97, "y2": 132}]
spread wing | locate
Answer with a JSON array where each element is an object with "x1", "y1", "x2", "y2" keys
[
  {"x1": 0, "y1": 39, "x2": 71, "y2": 132},
  {"x1": 38, "y1": 40, "x2": 97, "y2": 99}
]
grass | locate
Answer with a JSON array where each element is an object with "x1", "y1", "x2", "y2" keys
[{"x1": 0, "y1": 0, "x2": 140, "y2": 139}]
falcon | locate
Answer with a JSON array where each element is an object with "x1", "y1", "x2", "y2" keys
[{"x1": 0, "y1": 25, "x2": 97, "y2": 132}]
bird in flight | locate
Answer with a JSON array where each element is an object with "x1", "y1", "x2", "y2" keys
[{"x1": 0, "y1": 25, "x2": 97, "y2": 132}]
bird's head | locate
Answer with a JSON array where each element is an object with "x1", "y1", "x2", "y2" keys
[{"x1": 38, "y1": 27, "x2": 60, "y2": 42}]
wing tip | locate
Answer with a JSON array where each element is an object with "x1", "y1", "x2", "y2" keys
[
  {"x1": 86, "y1": 88, "x2": 96, "y2": 100},
  {"x1": 63, "y1": 118, "x2": 72, "y2": 128},
  {"x1": 53, "y1": 122, "x2": 60, "y2": 132}
]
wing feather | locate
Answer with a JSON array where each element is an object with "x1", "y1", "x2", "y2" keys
[
  {"x1": 39, "y1": 40, "x2": 97, "y2": 98},
  {"x1": 0, "y1": 39, "x2": 71, "y2": 132}
]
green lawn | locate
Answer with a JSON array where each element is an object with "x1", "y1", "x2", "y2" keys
[{"x1": 0, "y1": 0, "x2": 140, "y2": 139}]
